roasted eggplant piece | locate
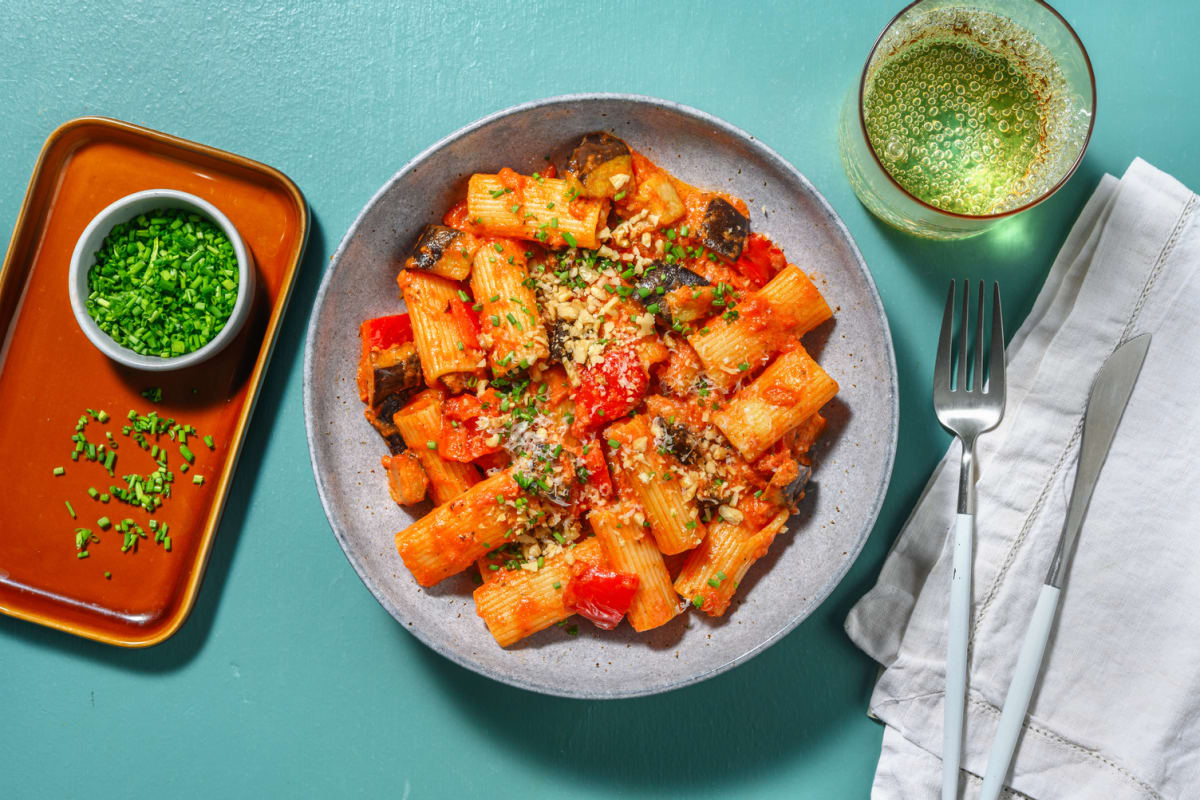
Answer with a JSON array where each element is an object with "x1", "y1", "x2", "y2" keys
[
  {"x1": 566, "y1": 132, "x2": 634, "y2": 199},
  {"x1": 763, "y1": 461, "x2": 812, "y2": 509},
  {"x1": 362, "y1": 346, "x2": 421, "y2": 453},
  {"x1": 405, "y1": 224, "x2": 476, "y2": 281},
  {"x1": 383, "y1": 451, "x2": 429, "y2": 506},
  {"x1": 632, "y1": 171, "x2": 684, "y2": 224},
  {"x1": 547, "y1": 319, "x2": 571, "y2": 365},
  {"x1": 364, "y1": 390, "x2": 411, "y2": 451},
  {"x1": 652, "y1": 416, "x2": 700, "y2": 466},
  {"x1": 377, "y1": 391, "x2": 408, "y2": 430},
  {"x1": 634, "y1": 262, "x2": 707, "y2": 297},
  {"x1": 696, "y1": 491, "x2": 723, "y2": 521},
  {"x1": 633, "y1": 263, "x2": 711, "y2": 324},
  {"x1": 780, "y1": 463, "x2": 812, "y2": 507},
  {"x1": 699, "y1": 198, "x2": 750, "y2": 261},
  {"x1": 364, "y1": 404, "x2": 400, "y2": 444},
  {"x1": 365, "y1": 341, "x2": 423, "y2": 408}
]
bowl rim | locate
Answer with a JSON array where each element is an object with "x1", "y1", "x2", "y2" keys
[
  {"x1": 68, "y1": 187, "x2": 254, "y2": 371},
  {"x1": 303, "y1": 92, "x2": 900, "y2": 698}
]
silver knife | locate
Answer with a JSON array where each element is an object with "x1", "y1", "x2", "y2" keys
[{"x1": 979, "y1": 333, "x2": 1152, "y2": 800}]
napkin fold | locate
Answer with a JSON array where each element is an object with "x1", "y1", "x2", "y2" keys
[{"x1": 845, "y1": 158, "x2": 1200, "y2": 800}]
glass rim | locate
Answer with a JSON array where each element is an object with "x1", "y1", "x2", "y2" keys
[{"x1": 855, "y1": 0, "x2": 1098, "y2": 221}]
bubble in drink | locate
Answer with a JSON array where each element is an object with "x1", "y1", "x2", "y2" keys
[{"x1": 862, "y1": 7, "x2": 1090, "y2": 216}]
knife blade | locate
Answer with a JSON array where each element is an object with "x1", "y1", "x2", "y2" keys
[
  {"x1": 1046, "y1": 332, "x2": 1152, "y2": 588},
  {"x1": 979, "y1": 332, "x2": 1152, "y2": 800}
]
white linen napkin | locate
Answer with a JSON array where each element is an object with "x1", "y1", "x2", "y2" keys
[{"x1": 845, "y1": 158, "x2": 1200, "y2": 800}]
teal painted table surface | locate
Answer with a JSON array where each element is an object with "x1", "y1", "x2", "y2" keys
[{"x1": 4, "y1": 2, "x2": 1199, "y2": 797}]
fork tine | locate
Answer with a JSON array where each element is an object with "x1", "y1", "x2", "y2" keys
[
  {"x1": 974, "y1": 280, "x2": 984, "y2": 391},
  {"x1": 988, "y1": 281, "x2": 1006, "y2": 395},
  {"x1": 935, "y1": 280, "x2": 955, "y2": 393},
  {"x1": 957, "y1": 279, "x2": 969, "y2": 392}
]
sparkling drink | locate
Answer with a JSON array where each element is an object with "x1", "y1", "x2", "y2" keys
[{"x1": 839, "y1": 1, "x2": 1094, "y2": 239}]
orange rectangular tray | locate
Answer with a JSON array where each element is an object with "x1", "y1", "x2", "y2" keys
[{"x1": 0, "y1": 117, "x2": 308, "y2": 646}]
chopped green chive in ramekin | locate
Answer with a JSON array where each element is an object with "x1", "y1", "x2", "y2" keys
[{"x1": 85, "y1": 209, "x2": 238, "y2": 357}]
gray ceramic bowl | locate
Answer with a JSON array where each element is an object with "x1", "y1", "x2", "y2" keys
[{"x1": 304, "y1": 94, "x2": 898, "y2": 698}]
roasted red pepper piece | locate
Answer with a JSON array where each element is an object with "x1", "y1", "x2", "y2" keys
[
  {"x1": 359, "y1": 314, "x2": 414, "y2": 351},
  {"x1": 570, "y1": 346, "x2": 648, "y2": 436},
  {"x1": 438, "y1": 393, "x2": 502, "y2": 462},
  {"x1": 733, "y1": 233, "x2": 788, "y2": 288},
  {"x1": 564, "y1": 565, "x2": 639, "y2": 630},
  {"x1": 448, "y1": 295, "x2": 481, "y2": 352},
  {"x1": 574, "y1": 440, "x2": 613, "y2": 510}
]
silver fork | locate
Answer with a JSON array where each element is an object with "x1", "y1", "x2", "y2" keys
[{"x1": 934, "y1": 280, "x2": 1007, "y2": 800}]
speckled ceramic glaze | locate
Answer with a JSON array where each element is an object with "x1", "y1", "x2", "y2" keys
[{"x1": 304, "y1": 94, "x2": 898, "y2": 698}]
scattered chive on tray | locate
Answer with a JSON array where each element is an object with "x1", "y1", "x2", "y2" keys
[
  {"x1": 85, "y1": 209, "x2": 238, "y2": 357},
  {"x1": 57, "y1": 393, "x2": 216, "y2": 571}
]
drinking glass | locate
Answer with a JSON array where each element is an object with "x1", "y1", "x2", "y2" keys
[{"x1": 839, "y1": 0, "x2": 1095, "y2": 239}]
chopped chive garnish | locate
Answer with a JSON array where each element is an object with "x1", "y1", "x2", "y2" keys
[
  {"x1": 65, "y1": 501, "x2": 76, "y2": 518},
  {"x1": 426, "y1": 440, "x2": 438, "y2": 450},
  {"x1": 561, "y1": 231, "x2": 578, "y2": 248},
  {"x1": 97, "y1": 516, "x2": 111, "y2": 530},
  {"x1": 85, "y1": 210, "x2": 238, "y2": 358},
  {"x1": 692, "y1": 594, "x2": 705, "y2": 609},
  {"x1": 203, "y1": 434, "x2": 214, "y2": 449},
  {"x1": 53, "y1": 466, "x2": 65, "y2": 476},
  {"x1": 607, "y1": 438, "x2": 620, "y2": 449},
  {"x1": 192, "y1": 475, "x2": 204, "y2": 485},
  {"x1": 553, "y1": 581, "x2": 562, "y2": 590},
  {"x1": 179, "y1": 444, "x2": 195, "y2": 464}
]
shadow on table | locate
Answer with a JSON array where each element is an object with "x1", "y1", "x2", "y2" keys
[
  {"x1": 414, "y1": 562, "x2": 888, "y2": 797},
  {"x1": 0, "y1": 215, "x2": 330, "y2": 673},
  {"x1": 863, "y1": 155, "x2": 1105, "y2": 334}
]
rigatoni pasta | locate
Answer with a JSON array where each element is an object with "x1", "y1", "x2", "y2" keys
[
  {"x1": 604, "y1": 415, "x2": 705, "y2": 555},
  {"x1": 688, "y1": 265, "x2": 832, "y2": 389},
  {"x1": 395, "y1": 270, "x2": 483, "y2": 393},
  {"x1": 391, "y1": 389, "x2": 481, "y2": 505},
  {"x1": 394, "y1": 468, "x2": 522, "y2": 587},
  {"x1": 589, "y1": 508, "x2": 680, "y2": 632},
  {"x1": 467, "y1": 171, "x2": 605, "y2": 249},
  {"x1": 353, "y1": 132, "x2": 841, "y2": 647},
  {"x1": 713, "y1": 344, "x2": 839, "y2": 461},
  {"x1": 470, "y1": 240, "x2": 549, "y2": 375},
  {"x1": 474, "y1": 537, "x2": 606, "y2": 647},
  {"x1": 674, "y1": 511, "x2": 790, "y2": 617}
]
